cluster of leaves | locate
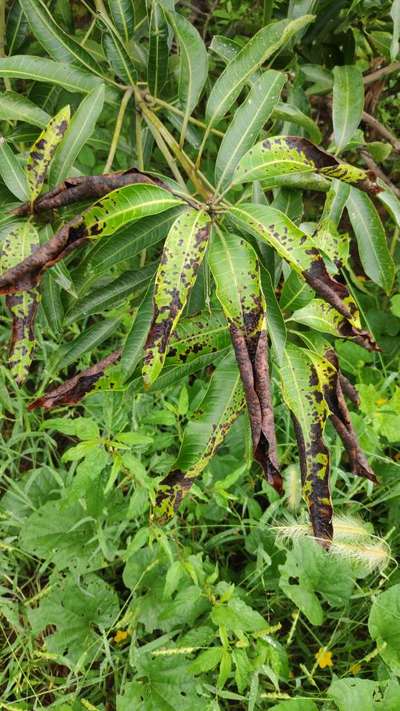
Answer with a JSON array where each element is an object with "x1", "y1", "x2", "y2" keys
[{"x1": 0, "y1": 0, "x2": 400, "y2": 708}]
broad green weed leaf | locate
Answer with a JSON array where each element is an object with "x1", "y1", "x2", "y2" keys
[
  {"x1": 332, "y1": 65, "x2": 364, "y2": 152},
  {"x1": 215, "y1": 70, "x2": 286, "y2": 190},
  {"x1": 328, "y1": 678, "x2": 377, "y2": 711},
  {"x1": 143, "y1": 209, "x2": 211, "y2": 386},
  {"x1": 368, "y1": 583, "x2": 400, "y2": 674},
  {"x1": 347, "y1": 187, "x2": 395, "y2": 292},
  {"x1": 26, "y1": 105, "x2": 70, "y2": 202}
]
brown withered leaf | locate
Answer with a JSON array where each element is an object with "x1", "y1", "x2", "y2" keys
[
  {"x1": 28, "y1": 350, "x2": 121, "y2": 410},
  {"x1": 323, "y1": 349, "x2": 378, "y2": 484}
]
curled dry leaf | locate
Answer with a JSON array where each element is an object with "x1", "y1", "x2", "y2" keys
[{"x1": 28, "y1": 350, "x2": 121, "y2": 410}]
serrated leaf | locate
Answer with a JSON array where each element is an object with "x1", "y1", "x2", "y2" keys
[
  {"x1": 19, "y1": 0, "x2": 105, "y2": 78},
  {"x1": 169, "y1": 13, "x2": 208, "y2": 145},
  {"x1": 154, "y1": 350, "x2": 245, "y2": 521},
  {"x1": 206, "y1": 15, "x2": 314, "y2": 126},
  {"x1": 332, "y1": 65, "x2": 364, "y2": 152},
  {"x1": 143, "y1": 209, "x2": 211, "y2": 386},
  {"x1": 0, "y1": 90, "x2": 50, "y2": 128},
  {"x1": 280, "y1": 345, "x2": 333, "y2": 543},
  {"x1": 49, "y1": 85, "x2": 105, "y2": 187},
  {"x1": 0, "y1": 137, "x2": 28, "y2": 200},
  {"x1": 215, "y1": 70, "x2": 286, "y2": 190},
  {"x1": 347, "y1": 187, "x2": 395, "y2": 292},
  {"x1": 26, "y1": 105, "x2": 70, "y2": 202}
]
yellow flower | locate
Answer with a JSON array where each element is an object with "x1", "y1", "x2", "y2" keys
[
  {"x1": 350, "y1": 662, "x2": 362, "y2": 675},
  {"x1": 315, "y1": 648, "x2": 333, "y2": 669},
  {"x1": 114, "y1": 629, "x2": 129, "y2": 644},
  {"x1": 375, "y1": 398, "x2": 387, "y2": 407}
]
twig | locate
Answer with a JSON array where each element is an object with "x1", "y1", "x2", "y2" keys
[
  {"x1": 363, "y1": 61, "x2": 400, "y2": 85},
  {"x1": 360, "y1": 149, "x2": 400, "y2": 198},
  {"x1": 151, "y1": 96, "x2": 224, "y2": 137},
  {"x1": 361, "y1": 111, "x2": 400, "y2": 153},
  {"x1": 103, "y1": 87, "x2": 133, "y2": 173}
]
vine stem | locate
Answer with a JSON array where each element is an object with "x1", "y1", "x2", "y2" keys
[{"x1": 103, "y1": 87, "x2": 133, "y2": 174}]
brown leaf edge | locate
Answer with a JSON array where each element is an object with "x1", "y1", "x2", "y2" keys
[{"x1": 28, "y1": 350, "x2": 121, "y2": 410}]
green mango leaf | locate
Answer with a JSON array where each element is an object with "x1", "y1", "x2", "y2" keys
[
  {"x1": 347, "y1": 187, "x2": 395, "y2": 292},
  {"x1": 206, "y1": 15, "x2": 314, "y2": 126},
  {"x1": 165, "y1": 10, "x2": 208, "y2": 146},
  {"x1": 368, "y1": 583, "x2": 400, "y2": 674},
  {"x1": 232, "y1": 135, "x2": 368, "y2": 187},
  {"x1": 28, "y1": 573, "x2": 119, "y2": 669},
  {"x1": 332, "y1": 65, "x2": 364, "y2": 152},
  {"x1": 147, "y1": 1, "x2": 169, "y2": 97},
  {"x1": 104, "y1": 32, "x2": 137, "y2": 85},
  {"x1": 391, "y1": 0, "x2": 400, "y2": 60},
  {"x1": 260, "y1": 266, "x2": 287, "y2": 365},
  {"x1": 19, "y1": 0, "x2": 105, "y2": 78},
  {"x1": 378, "y1": 185, "x2": 400, "y2": 228},
  {"x1": 49, "y1": 84, "x2": 105, "y2": 186},
  {"x1": 0, "y1": 56, "x2": 112, "y2": 100},
  {"x1": 81, "y1": 183, "x2": 184, "y2": 239},
  {"x1": 290, "y1": 299, "x2": 359, "y2": 337},
  {"x1": 50, "y1": 318, "x2": 119, "y2": 374},
  {"x1": 272, "y1": 101, "x2": 322, "y2": 144},
  {"x1": 108, "y1": 0, "x2": 135, "y2": 44},
  {"x1": 143, "y1": 209, "x2": 211, "y2": 386},
  {"x1": 215, "y1": 70, "x2": 286, "y2": 190},
  {"x1": 0, "y1": 90, "x2": 50, "y2": 127},
  {"x1": 121, "y1": 282, "x2": 157, "y2": 380},
  {"x1": 26, "y1": 105, "x2": 70, "y2": 202},
  {"x1": 280, "y1": 344, "x2": 333, "y2": 542},
  {"x1": 154, "y1": 350, "x2": 245, "y2": 521},
  {"x1": 0, "y1": 137, "x2": 28, "y2": 200}
]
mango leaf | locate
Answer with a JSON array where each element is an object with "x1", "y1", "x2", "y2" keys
[
  {"x1": 154, "y1": 350, "x2": 245, "y2": 521},
  {"x1": 143, "y1": 209, "x2": 211, "y2": 387},
  {"x1": 280, "y1": 344, "x2": 333, "y2": 543},
  {"x1": 215, "y1": 70, "x2": 286, "y2": 190},
  {"x1": 108, "y1": 0, "x2": 135, "y2": 44},
  {"x1": 347, "y1": 188, "x2": 395, "y2": 293},
  {"x1": 49, "y1": 84, "x2": 105, "y2": 186},
  {"x1": 391, "y1": 0, "x2": 400, "y2": 60},
  {"x1": 0, "y1": 137, "x2": 28, "y2": 200},
  {"x1": 50, "y1": 318, "x2": 119, "y2": 374},
  {"x1": 368, "y1": 583, "x2": 400, "y2": 674},
  {"x1": 0, "y1": 56, "x2": 111, "y2": 99},
  {"x1": 208, "y1": 228, "x2": 281, "y2": 491},
  {"x1": 314, "y1": 179, "x2": 350, "y2": 266},
  {"x1": 120, "y1": 282, "x2": 154, "y2": 379},
  {"x1": 165, "y1": 10, "x2": 208, "y2": 146},
  {"x1": 0, "y1": 90, "x2": 50, "y2": 128},
  {"x1": 260, "y1": 266, "x2": 287, "y2": 365},
  {"x1": 232, "y1": 135, "x2": 369, "y2": 188},
  {"x1": 378, "y1": 185, "x2": 400, "y2": 228},
  {"x1": 290, "y1": 299, "x2": 361, "y2": 337},
  {"x1": 332, "y1": 65, "x2": 364, "y2": 152},
  {"x1": 103, "y1": 31, "x2": 137, "y2": 85},
  {"x1": 147, "y1": 1, "x2": 169, "y2": 97},
  {"x1": 228, "y1": 202, "x2": 376, "y2": 350},
  {"x1": 19, "y1": 0, "x2": 104, "y2": 78},
  {"x1": 272, "y1": 101, "x2": 322, "y2": 144},
  {"x1": 26, "y1": 105, "x2": 70, "y2": 202},
  {"x1": 1, "y1": 221, "x2": 40, "y2": 383},
  {"x1": 205, "y1": 15, "x2": 314, "y2": 126}
]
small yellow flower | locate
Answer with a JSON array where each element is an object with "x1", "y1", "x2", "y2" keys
[
  {"x1": 375, "y1": 398, "x2": 387, "y2": 407},
  {"x1": 114, "y1": 629, "x2": 129, "y2": 644},
  {"x1": 315, "y1": 648, "x2": 333, "y2": 669},
  {"x1": 350, "y1": 662, "x2": 362, "y2": 675}
]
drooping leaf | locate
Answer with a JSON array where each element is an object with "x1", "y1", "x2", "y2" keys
[
  {"x1": 147, "y1": 1, "x2": 169, "y2": 97},
  {"x1": 26, "y1": 105, "x2": 70, "y2": 202},
  {"x1": 108, "y1": 0, "x2": 135, "y2": 44},
  {"x1": 29, "y1": 350, "x2": 121, "y2": 410},
  {"x1": 1, "y1": 221, "x2": 40, "y2": 383},
  {"x1": 232, "y1": 135, "x2": 370, "y2": 189},
  {"x1": 280, "y1": 344, "x2": 333, "y2": 544},
  {"x1": 208, "y1": 228, "x2": 281, "y2": 491},
  {"x1": 332, "y1": 65, "x2": 364, "y2": 152},
  {"x1": 290, "y1": 299, "x2": 361, "y2": 337},
  {"x1": 49, "y1": 84, "x2": 105, "y2": 186},
  {"x1": 0, "y1": 137, "x2": 28, "y2": 201},
  {"x1": 205, "y1": 16, "x2": 314, "y2": 126},
  {"x1": 314, "y1": 179, "x2": 350, "y2": 266},
  {"x1": 347, "y1": 187, "x2": 395, "y2": 292},
  {"x1": 272, "y1": 101, "x2": 322, "y2": 144},
  {"x1": 0, "y1": 90, "x2": 50, "y2": 128},
  {"x1": 260, "y1": 266, "x2": 287, "y2": 365},
  {"x1": 165, "y1": 10, "x2": 208, "y2": 146},
  {"x1": 154, "y1": 350, "x2": 245, "y2": 521},
  {"x1": 215, "y1": 70, "x2": 286, "y2": 190},
  {"x1": 19, "y1": 0, "x2": 105, "y2": 78},
  {"x1": 143, "y1": 208, "x2": 211, "y2": 386},
  {"x1": 228, "y1": 202, "x2": 376, "y2": 350}
]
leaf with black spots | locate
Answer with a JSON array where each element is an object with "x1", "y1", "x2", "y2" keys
[
  {"x1": 26, "y1": 105, "x2": 70, "y2": 202},
  {"x1": 143, "y1": 208, "x2": 211, "y2": 387}
]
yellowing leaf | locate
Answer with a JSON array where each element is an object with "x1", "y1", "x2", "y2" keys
[{"x1": 26, "y1": 105, "x2": 70, "y2": 201}]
